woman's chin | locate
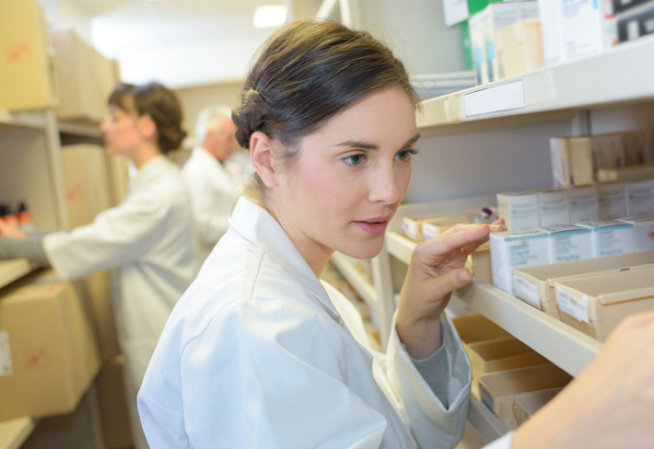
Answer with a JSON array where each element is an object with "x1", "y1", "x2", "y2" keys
[{"x1": 335, "y1": 236, "x2": 385, "y2": 260}]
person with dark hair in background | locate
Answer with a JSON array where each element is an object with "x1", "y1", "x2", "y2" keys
[
  {"x1": 0, "y1": 82, "x2": 199, "y2": 449},
  {"x1": 139, "y1": 21, "x2": 654, "y2": 449}
]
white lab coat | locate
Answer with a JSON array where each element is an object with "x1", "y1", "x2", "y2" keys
[
  {"x1": 43, "y1": 155, "x2": 200, "y2": 448},
  {"x1": 182, "y1": 147, "x2": 245, "y2": 262},
  {"x1": 138, "y1": 197, "x2": 514, "y2": 449}
]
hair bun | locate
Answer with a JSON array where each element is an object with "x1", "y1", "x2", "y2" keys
[{"x1": 233, "y1": 88, "x2": 268, "y2": 149}]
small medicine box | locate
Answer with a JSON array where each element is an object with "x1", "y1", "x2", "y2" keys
[
  {"x1": 597, "y1": 182, "x2": 626, "y2": 219},
  {"x1": 539, "y1": 224, "x2": 593, "y2": 264},
  {"x1": 625, "y1": 179, "x2": 654, "y2": 217},
  {"x1": 490, "y1": 230, "x2": 549, "y2": 296},
  {"x1": 554, "y1": 266, "x2": 654, "y2": 341},
  {"x1": 576, "y1": 220, "x2": 634, "y2": 257},
  {"x1": 616, "y1": 216, "x2": 654, "y2": 252},
  {"x1": 537, "y1": 189, "x2": 570, "y2": 227},
  {"x1": 568, "y1": 185, "x2": 599, "y2": 224},
  {"x1": 513, "y1": 387, "x2": 562, "y2": 426},
  {"x1": 497, "y1": 191, "x2": 540, "y2": 231}
]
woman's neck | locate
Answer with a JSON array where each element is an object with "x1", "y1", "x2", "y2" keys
[{"x1": 131, "y1": 142, "x2": 163, "y2": 169}]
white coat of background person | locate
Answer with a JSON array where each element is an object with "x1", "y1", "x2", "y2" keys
[
  {"x1": 182, "y1": 105, "x2": 247, "y2": 262},
  {"x1": 140, "y1": 21, "x2": 654, "y2": 449},
  {"x1": 0, "y1": 82, "x2": 199, "y2": 449}
]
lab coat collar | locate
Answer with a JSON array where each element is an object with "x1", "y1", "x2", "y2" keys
[
  {"x1": 132, "y1": 155, "x2": 178, "y2": 190},
  {"x1": 230, "y1": 197, "x2": 343, "y2": 324}
]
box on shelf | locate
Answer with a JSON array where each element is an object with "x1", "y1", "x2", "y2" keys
[
  {"x1": 469, "y1": 1, "x2": 540, "y2": 84},
  {"x1": 617, "y1": 1, "x2": 654, "y2": 43},
  {"x1": 479, "y1": 364, "x2": 572, "y2": 430},
  {"x1": 0, "y1": 0, "x2": 57, "y2": 111},
  {"x1": 598, "y1": 164, "x2": 654, "y2": 182},
  {"x1": 61, "y1": 144, "x2": 112, "y2": 228},
  {"x1": 402, "y1": 212, "x2": 475, "y2": 242},
  {"x1": 467, "y1": 337, "x2": 549, "y2": 380},
  {"x1": 555, "y1": 266, "x2": 654, "y2": 341},
  {"x1": 537, "y1": 189, "x2": 570, "y2": 226},
  {"x1": 568, "y1": 185, "x2": 600, "y2": 224},
  {"x1": 576, "y1": 219, "x2": 634, "y2": 257},
  {"x1": 612, "y1": 0, "x2": 653, "y2": 15},
  {"x1": 496, "y1": 18, "x2": 544, "y2": 78},
  {"x1": 622, "y1": 130, "x2": 647, "y2": 165},
  {"x1": 597, "y1": 182, "x2": 627, "y2": 219},
  {"x1": 513, "y1": 387, "x2": 562, "y2": 426},
  {"x1": 49, "y1": 26, "x2": 104, "y2": 121},
  {"x1": 490, "y1": 229, "x2": 549, "y2": 296},
  {"x1": 513, "y1": 250, "x2": 654, "y2": 319},
  {"x1": 92, "y1": 49, "x2": 115, "y2": 120},
  {"x1": 625, "y1": 179, "x2": 654, "y2": 216},
  {"x1": 0, "y1": 276, "x2": 101, "y2": 421},
  {"x1": 560, "y1": 0, "x2": 618, "y2": 60},
  {"x1": 616, "y1": 216, "x2": 654, "y2": 251},
  {"x1": 497, "y1": 191, "x2": 540, "y2": 231},
  {"x1": 466, "y1": 242, "x2": 493, "y2": 283},
  {"x1": 97, "y1": 355, "x2": 134, "y2": 449},
  {"x1": 538, "y1": 0, "x2": 565, "y2": 65},
  {"x1": 451, "y1": 314, "x2": 512, "y2": 344},
  {"x1": 539, "y1": 224, "x2": 593, "y2": 264}
]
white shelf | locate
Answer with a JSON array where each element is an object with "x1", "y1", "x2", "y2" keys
[
  {"x1": 0, "y1": 417, "x2": 37, "y2": 449},
  {"x1": 0, "y1": 259, "x2": 37, "y2": 290},
  {"x1": 330, "y1": 252, "x2": 378, "y2": 308},
  {"x1": 467, "y1": 396, "x2": 507, "y2": 444},
  {"x1": 384, "y1": 231, "x2": 602, "y2": 377},
  {"x1": 417, "y1": 36, "x2": 654, "y2": 130},
  {"x1": 0, "y1": 111, "x2": 46, "y2": 131},
  {"x1": 57, "y1": 120, "x2": 102, "y2": 138}
]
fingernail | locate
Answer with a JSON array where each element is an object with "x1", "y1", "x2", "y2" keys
[{"x1": 459, "y1": 272, "x2": 471, "y2": 283}]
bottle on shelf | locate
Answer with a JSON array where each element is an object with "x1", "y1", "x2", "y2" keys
[{"x1": 17, "y1": 202, "x2": 36, "y2": 234}]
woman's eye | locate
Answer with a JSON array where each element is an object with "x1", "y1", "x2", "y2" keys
[
  {"x1": 344, "y1": 154, "x2": 365, "y2": 166},
  {"x1": 395, "y1": 148, "x2": 418, "y2": 161}
]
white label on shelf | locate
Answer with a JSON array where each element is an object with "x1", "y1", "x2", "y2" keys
[
  {"x1": 556, "y1": 287, "x2": 589, "y2": 323},
  {"x1": 513, "y1": 275, "x2": 542, "y2": 309},
  {"x1": 0, "y1": 331, "x2": 13, "y2": 376},
  {"x1": 524, "y1": 70, "x2": 558, "y2": 105},
  {"x1": 464, "y1": 81, "x2": 526, "y2": 117}
]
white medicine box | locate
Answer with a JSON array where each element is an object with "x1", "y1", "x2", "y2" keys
[
  {"x1": 490, "y1": 230, "x2": 549, "y2": 296},
  {"x1": 560, "y1": 0, "x2": 617, "y2": 61},
  {"x1": 597, "y1": 182, "x2": 626, "y2": 219},
  {"x1": 555, "y1": 266, "x2": 654, "y2": 341},
  {"x1": 576, "y1": 219, "x2": 634, "y2": 257},
  {"x1": 568, "y1": 185, "x2": 599, "y2": 224},
  {"x1": 537, "y1": 189, "x2": 570, "y2": 226},
  {"x1": 497, "y1": 191, "x2": 540, "y2": 231},
  {"x1": 617, "y1": 216, "x2": 654, "y2": 251},
  {"x1": 625, "y1": 179, "x2": 654, "y2": 217},
  {"x1": 539, "y1": 224, "x2": 593, "y2": 264}
]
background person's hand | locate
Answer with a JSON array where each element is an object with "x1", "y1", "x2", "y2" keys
[
  {"x1": 0, "y1": 219, "x2": 27, "y2": 239},
  {"x1": 513, "y1": 310, "x2": 654, "y2": 449},
  {"x1": 396, "y1": 219, "x2": 505, "y2": 359}
]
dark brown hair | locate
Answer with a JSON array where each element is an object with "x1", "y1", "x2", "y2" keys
[
  {"x1": 109, "y1": 82, "x2": 187, "y2": 154},
  {"x1": 232, "y1": 20, "x2": 419, "y2": 191}
]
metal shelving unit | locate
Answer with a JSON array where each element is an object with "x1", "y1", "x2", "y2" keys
[{"x1": 330, "y1": 252, "x2": 377, "y2": 308}]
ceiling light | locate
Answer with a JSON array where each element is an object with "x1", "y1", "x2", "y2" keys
[{"x1": 253, "y1": 5, "x2": 287, "y2": 28}]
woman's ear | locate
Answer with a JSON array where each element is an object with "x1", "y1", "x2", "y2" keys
[
  {"x1": 250, "y1": 131, "x2": 279, "y2": 188},
  {"x1": 138, "y1": 114, "x2": 157, "y2": 140}
]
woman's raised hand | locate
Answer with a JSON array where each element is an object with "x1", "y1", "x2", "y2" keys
[{"x1": 395, "y1": 219, "x2": 505, "y2": 359}]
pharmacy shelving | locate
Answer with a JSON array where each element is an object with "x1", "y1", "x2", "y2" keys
[
  {"x1": 0, "y1": 417, "x2": 37, "y2": 449},
  {"x1": 0, "y1": 259, "x2": 37, "y2": 290},
  {"x1": 57, "y1": 120, "x2": 102, "y2": 138},
  {"x1": 0, "y1": 111, "x2": 47, "y2": 132},
  {"x1": 467, "y1": 397, "x2": 507, "y2": 444},
  {"x1": 417, "y1": 35, "x2": 654, "y2": 131},
  {"x1": 385, "y1": 231, "x2": 602, "y2": 377},
  {"x1": 330, "y1": 252, "x2": 377, "y2": 308}
]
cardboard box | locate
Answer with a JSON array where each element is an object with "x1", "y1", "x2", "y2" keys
[
  {"x1": 479, "y1": 364, "x2": 572, "y2": 430},
  {"x1": 92, "y1": 49, "x2": 115, "y2": 120},
  {"x1": 105, "y1": 154, "x2": 131, "y2": 207},
  {"x1": 598, "y1": 165, "x2": 654, "y2": 182},
  {"x1": 402, "y1": 212, "x2": 475, "y2": 242},
  {"x1": 469, "y1": 1, "x2": 540, "y2": 84},
  {"x1": 513, "y1": 250, "x2": 654, "y2": 318},
  {"x1": 568, "y1": 185, "x2": 599, "y2": 223},
  {"x1": 537, "y1": 189, "x2": 570, "y2": 226},
  {"x1": 466, "y1": 243, "x2": 493, "y2": 283},
  {"x1": 49, "y1": 26, "x2": 102, "y2": 121},
  {"x1": 61, "y1": 144, "x2": 112, "y2": 228},
  {"x1": 513, "y1": 387, "x2": 562, "y2": 426},
  {"x1": 496, "y1": 18, "x2": 544, "y2": 78},
  {"x1": 497, "y1": 191, "x2": 540, "y2": 231},
  {"x1": 598, "y1": 182, "x2": 627, "y2": 218},
  {"x1": 549, "y1": 137, "x2": 595, "y2": 187},
  {"x1": 97, "y1": 356, "x2": 134, "y2": 449},
  {"x1": 617, "y1": 215, "x2": 654, "y2": 251},
  {"x1": 560, "y1": 0, "x2": 618, "y2": 60},
  {"x1": 0, "y1": 278, "x2": 101, "y2": 421},
  {"x1": 625, "y1": 179, "x2": 654, "y2": 217},
  {"x1": 539, "y1": 224, "x2": 593, "y2": 263},
  {"x1": 617, "y1": 1, "x2": 654, "y2": 42},
  {"x1": 576, "y1": 219, "x2": 634, "y2": 257},
  {"x1": 490, "y1": 230, "x2": 549, "y2": 296},
  {"x1": 538, "y1": 0, "x2": 565, "y2": 65},
  {"x1": 0, "y1": 0, "x2": 57, "y2": 110},
  {"x1": 555, "y1": 266, "x2": 654, "y2": 341},
  {"x1": 622, "y1": 130, "x2": 648, "y2": 165},
  {"x1": 451, "y1": 314, "x2": 512, "y2": 344},
  {"x1": 467, "y1": 337, "x2": 549, "y2": 379}
]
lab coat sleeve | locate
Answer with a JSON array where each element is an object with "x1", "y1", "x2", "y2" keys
[
  {"x1": 385, "y1": 313, "x2": 472, "y2": 449},
  {"x1": 184, "y1": 174, "x2": 232, "y2": 247},
  {"x1": 484, "y1": 432, "x2": 514, "y2": 448},
  {"x1": 173, "y1": 298, "x2": 392, "y2": 449},
  {"x1": 42, "y1": 190, "x2": 169, "y2": 280}
]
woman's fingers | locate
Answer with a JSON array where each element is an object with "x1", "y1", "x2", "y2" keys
[
  {"x1": 425, "y1": 267, "x2": 473, "y2": 298},
  {"x1": 421, "y1": 225, "x2": 491, "y2": 260}
]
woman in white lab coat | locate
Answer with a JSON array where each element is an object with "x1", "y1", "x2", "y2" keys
[
  {"x1": 138, "y1": 21, "x2": 654, "y2": 449},
  {"x1": 0, "y1": 82, "x2": 199, "y2": 449}
]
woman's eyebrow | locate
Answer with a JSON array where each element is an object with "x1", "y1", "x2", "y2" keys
[{"x1": 331, "y1": 133, "x2": 421, "y2": 150}]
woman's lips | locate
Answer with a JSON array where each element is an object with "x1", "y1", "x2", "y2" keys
[{"x1": 353, "y1": 216, "x2": 391, "y2": 235}]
